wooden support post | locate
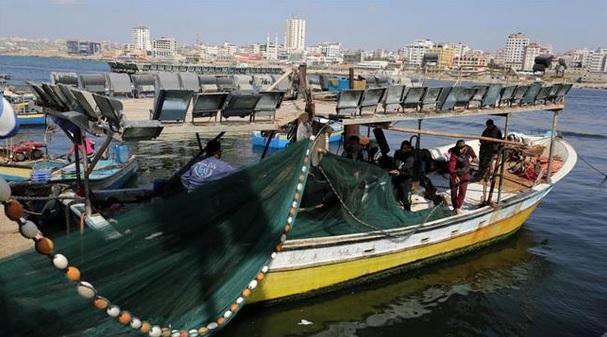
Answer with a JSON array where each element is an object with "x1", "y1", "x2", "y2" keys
[
  {"x1": 496, "y1": 113, "x2": 510, "y2": 204},
  {"x1": 546, "y1": 110, "x2": 560, "y2": 183},
  {"x1": 349, "y1": 67, "x2": 355, "y2": 89},
  {"x1": 195, "y1": 132, "x2": 203, "y2": 153}
]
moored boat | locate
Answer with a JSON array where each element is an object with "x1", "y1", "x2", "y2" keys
[
  {"x1": 248, "y1": 135, "x2": 577, "y2": 302},
  {"x1": 0, "y1": 68, "x2": 577, "y2": 337}
]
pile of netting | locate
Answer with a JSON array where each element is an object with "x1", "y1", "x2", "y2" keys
[
  {"x1": 0, "y1": 140, "x2": 311, "y2": 337},
  {"x1": 292, "y1": 153, "x2": 452, "y2": 239}
]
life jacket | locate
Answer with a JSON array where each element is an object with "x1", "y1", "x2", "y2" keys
[{"x1": 449, "y1": 146, "x2": 473, "y2": 177}]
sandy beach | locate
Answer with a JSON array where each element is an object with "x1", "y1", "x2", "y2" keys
[{"x1": 0, "y1": 207, "x2": 32, "y2": 259}]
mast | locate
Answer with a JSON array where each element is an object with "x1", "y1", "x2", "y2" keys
[
  {"x1": 546, "y1": 110, "x2": 560, "y2": 183},
  {"x1": 496, "y1": 113, "x2": 510, "y2": 204}
]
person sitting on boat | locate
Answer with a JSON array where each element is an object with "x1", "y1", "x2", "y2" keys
[
  {"x1": 390, "y1": 140, "x2": 416, "y2": 210},
  {"x1": 181, "y1": 140, "x2": 235, "y2": 192},
  {"x1": 341, "y1": 135, "x2": 364, "y2": 160},
  {"x1": 475, "y1": 119, "x2": 503, "y2": 181},
  {"x1": 448, "y1": 139, "x2": 478, "y2": 214},
  {"x1": 359, "y1": 136, "x2": 379, "y2": 164},
  {"x1": 68, "y1": 137, "x2": 95, "y2": 162}
]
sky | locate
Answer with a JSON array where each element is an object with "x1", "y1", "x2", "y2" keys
[{"x1": 0, "y1": 0, "x2": 605, "y2": 52}]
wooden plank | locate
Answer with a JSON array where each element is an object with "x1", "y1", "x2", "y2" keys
[{"x1": 389, "y1": 126, "x2": 525, "y2": 146}]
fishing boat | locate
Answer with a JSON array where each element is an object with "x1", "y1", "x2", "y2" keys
[
  {"x1": 0, "y1": 67, "x2": 576, "y2": 337},
  {"x1": 3, "y1": 90, "x2": 46, "y2": 126},
  {"x1": 49, "y1": 156, "x2": 138, "y2": 190}
]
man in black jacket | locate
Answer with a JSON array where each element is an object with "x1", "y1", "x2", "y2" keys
[{"x1": 476, "y1": 119, "x2": 502, "y2": 181}]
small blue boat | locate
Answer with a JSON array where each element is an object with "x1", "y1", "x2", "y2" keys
[
  {"x1": 16, "y1": 113, "x2": 46, "y2": 126},
  {"x1": 251, "y1": 131, "x2": 342, "y2": 149}
]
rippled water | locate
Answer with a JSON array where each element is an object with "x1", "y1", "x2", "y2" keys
[{"x1": 3, "y1": 56, "x2": 607, "y2": 337}]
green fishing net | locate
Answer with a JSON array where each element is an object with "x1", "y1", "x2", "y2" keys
[
  {"x1": 291, "y1": 153, "x2": 451, "y2": 239},
  {"x1": 0, "y1": 140, "x2": 311, "y2": 337},
  {"x1": 0, "y1": 141, "x2": 451, "y2": 337}
]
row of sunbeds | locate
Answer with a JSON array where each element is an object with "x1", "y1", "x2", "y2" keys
[{"x1": 335, "y1": 82, "x2": 573, "y2": 116}]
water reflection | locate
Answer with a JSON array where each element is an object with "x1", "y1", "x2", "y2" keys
[{"x1": 220, "y1": 230, "x2": 547, "y2": 337}]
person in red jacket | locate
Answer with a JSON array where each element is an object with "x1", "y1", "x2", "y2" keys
[{"x1": 448, "y1": 139, "x2": 478, "y2": 214}]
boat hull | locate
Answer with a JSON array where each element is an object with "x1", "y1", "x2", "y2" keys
[
  {"x1": 16, "y1": 113, "x2": 46, "y2": 126},
  {"x1": 0, "y1": 164, "x2": 32, "y2": 181},
  {"x1": 249, "y1": 187, "x2": 547, "y2": 303}
]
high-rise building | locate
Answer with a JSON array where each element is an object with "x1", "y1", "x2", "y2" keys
[
  {"x1": 400, "y1": 39, "x2": 435, "y2": 67},
  {"x1": 152, "y1": 37, "x2": 176, "y2": 58},
  {"x1": 504, "y1": 32, "x2": 529, "y2": 71},
  {"x1": 132, "y1": 26, "x2": 152, "y2": 52},
  {"x1": 284, "y1": 17, "x2": 306, "y2": 50}
]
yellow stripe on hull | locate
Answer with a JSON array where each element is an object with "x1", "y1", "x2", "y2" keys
[
  {"x1": 249, "y1": 203, "x2": 539, "y2": 303},
  {"x1": 0, "y1": 165, "x2": 32, "y2": 179}
]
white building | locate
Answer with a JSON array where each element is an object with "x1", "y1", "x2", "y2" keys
[
  {"x1": 588, "y1": 48, "x2": 607, "y2": 72},
  {"x1": 319, "y1": 42, "x2": 341, "y2": 59},
  {"x1": 152, "y1": 37, "x2": 177, "y2": 58},
  {"x1": 132, "y1": 26, "x2": 151, "y2": 52},
  {"x1": 284, "y1": 17, "x2": 306, "y2": 50},
  {"x1": 400, "y1": 39, "x2": 435, "y2": 67},
  {"x1": 522, "y1": 43, "x2": 542, "y2": 71},
  {"x1": 504, "y1": 32, "x2": 529, "y2": 71}
]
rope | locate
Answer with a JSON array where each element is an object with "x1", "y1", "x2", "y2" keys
[
  {"x1": 558, "y1": 134, "x2": 607, "y2": 181},
  {"x1": 316, "y1": 164, "x2": 443, "y2": 241},
  {"x1": 578, "y1": 154, "x2": 607, "y2": 180},
  {"x1": 11, "y1": 195, "x2": 85, "y2": 201}
]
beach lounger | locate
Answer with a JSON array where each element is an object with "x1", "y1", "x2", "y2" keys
[
  {"x1": 480, "y1": 84, "x2": 503, "y2": 108},
  {"x1": 498, "y1": 86, "x2": 517, "y2": 106},
  {"x1": 359, "y1": 88, "x2": 386, "y2": 115},
  {"x1": 106, "y1": 73, "x2": 133, "y2": 97},
  {"x1": 252, "y1": 91, "x2": 285, "y2": 122},
  {"x1": 191, "y1": 93, "x2": 229, "y2": 123},
  {"x1": 521, "y1": 82, "x2": 542, "y2": 105},
  {"x1": 78, "y1": 74, "x2": 107, "y2": 94},
  {"x1": 511, "y1": 85, "x2": 529, "y2": 106},
  {"x1": 421, "y1": 87, "x2": 443, "y2": 111},
  {"x1": 336, "y1": 90, "x2": 363, "y2": 116},
  {"x1": 401, "y1": 87, "x2": 426, "y2": 111},
  {"x1": 150, "y1": 90, "x2": 193, "y2": 122},
  {"x1": 178, "y1": 72, "x2": 200, "y2": 92},
  {"x1": 383, "y1": 85, "x2": 406, "y2": 113},
  {"x1": 221, "y1": 94, "x2": 261, "y2": 122}
]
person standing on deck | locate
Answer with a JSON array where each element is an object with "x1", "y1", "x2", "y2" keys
[
  {"x1": 391, "y1": 140, "x2": 416, "y2": 210},
  {"x1": 448, "y1": 139, "x2": 478, "y2": 214},
  {"x1": 181, "y1": 140, "x2": 235, "y2": 192},
  {"x1": 476, "y1": 119, "x2": 503, "y2": 181}
]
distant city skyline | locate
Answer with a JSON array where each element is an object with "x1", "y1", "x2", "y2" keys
[{"x1": 0, "y1": 0, "x2": 606, "y2": 52}]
